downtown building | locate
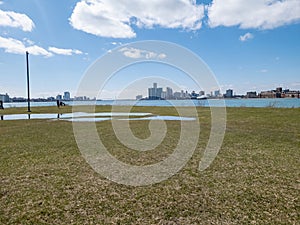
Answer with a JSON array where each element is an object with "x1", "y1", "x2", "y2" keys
[{"x1": 148, "y1": 83, "x2": 163, "y2": 100}]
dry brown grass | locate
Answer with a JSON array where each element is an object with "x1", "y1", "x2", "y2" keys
[{"x1": 0, "y1": 106, "x2": 299, "y2": 224}]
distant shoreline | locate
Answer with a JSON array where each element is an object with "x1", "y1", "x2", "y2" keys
[
  {"x1": 4, "y1": 96, "x2": 300, "y2": 103},
  {"x1": 2, "y1": 98, "x2": 300, "y2": 109}
]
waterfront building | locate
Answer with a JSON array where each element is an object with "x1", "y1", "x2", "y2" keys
[
  {"x1": 47, "y1": 97, "x2": 55, "y2": 101},
  {"x1": 173, "y1": 92, "x2": 181, "y2": 99},
  {"x1": 199, "y1": 91, "x2": 205, "y2": 96},
  {"x1": 259, "y1": 91, "x2": 276, "y2": 98},
  {"x1": 282, "y1": 90, "x2": 300, "y2": 98},
  {"x1": 214, "y1": 90, "x2": 221, "y2": 97},
  {"x1": 63, "y1": 91, "x2": 71, "y2": 101},
  {"x1": 166, "y1": 87, "x2": 173, "y2": 99},
  {"x1": 246, "y1": 91, "x2": 257, "y2": 98},
  {"x1": 136, "y1": 95, "x2": 143, "y2": 100},
  {"x1": 0, "y1": 93, "x2": 10, "y2": 102},
  {"x1": 148, "y1": 83, "x2": 163, "y2": 100},
  {"x1": 225, "y1": 89, "x2": 233, "y2": 98},
  {"x1": 56, "y1": 94, "x2": 62, "y2": 100}
]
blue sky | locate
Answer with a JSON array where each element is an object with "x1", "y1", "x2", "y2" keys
[{"x1": 0, "y1": 0, "x2": 299, "y2": 99}]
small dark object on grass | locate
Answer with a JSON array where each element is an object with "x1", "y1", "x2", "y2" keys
[
  {"x1": 0, "y1": 100, "x2": 4, "y2": 109},
  {"x1": 57, "y1": 100, "x2": 66, "y2": 108}
]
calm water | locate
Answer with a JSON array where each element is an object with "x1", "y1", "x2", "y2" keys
[
  {"x1": 0, "y1": 112, "x2": 195, "y2": 122},
  {"x1": 3, "y1": 98, "x2": 300, "y2": 108}
]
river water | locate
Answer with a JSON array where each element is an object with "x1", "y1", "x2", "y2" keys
[{"x1": 3, "y1": 98, "x2": 300, "y2": 108}]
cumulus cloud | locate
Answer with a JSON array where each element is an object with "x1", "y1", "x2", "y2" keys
[
  {"x1": 0, "y1": 36, "x2": 85, "y2": 57},
  {"x1": 69, "y1": 0, "x2": 205, "y2": 38},
  {"x1": 119, "y1": 47, "x2": 167, "y2": 59},
  {"x1": 0, "y1": 36, "x2": 52, "y2": 57},
  {"x1": 208, "y1": 0, "x2": 300, "y2": 30},
  {"x1": 0, "y1": 9, "x2": 35, "y2": 31},
  {"x1": 239, "y1": 32, "x2": 254, "y2": 42},
  {"x1": 48, "y1": 47, "x2": 83, "y2": 56}
]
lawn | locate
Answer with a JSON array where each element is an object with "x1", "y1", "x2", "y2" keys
[{"x1": 0, "y1": 106, "x2": 299, "y2": 224}]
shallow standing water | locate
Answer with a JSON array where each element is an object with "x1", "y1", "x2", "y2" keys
[{"x1": 0, "y1": 112, "x2": 196, "y2": 122}]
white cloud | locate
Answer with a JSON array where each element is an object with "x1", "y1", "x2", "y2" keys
[
  {"x1": 119, "y1": 47, "x2": 167, "y2": 59},
  {"x1": 23, "y1": 38, "x2": 34, "y2": 45},
  {"x1": 0, "y1": 36, "x2": 85, "y2": 57},
  {"x1": 69, "y1": 0, "x2": 205, "y2": 38},
  {"x1": 239, "y1": 32, "x2": 254, "y2": 42},
  {"x1": 0, "y1": 1, "x2": 3, "y2": 5},
  {"x1": 0, "y1": 36, "x2": 52, "y2": 57},
  {"x1": 48, "y1": 47, "x2": 83, "y2": 56},
  {"x1": 208, "y1": 0, "x2": 300, "y2": 30},
  {"x1": 111, "y1": 42, "x2": 122, "y2": 46},
  {"x1": 26, "y1": 45, "x2": 53, "y2": 57},
  {"x1": 260, "y1": 69, "x2": 268, "y2": 73},
  {"x1": 0, "y1": 9, "x2": 35, "y2": 31}
]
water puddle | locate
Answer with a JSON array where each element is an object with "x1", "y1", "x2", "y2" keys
[
  {"x1": 1, "y1": 113, "x2": 58, "y2": 120},
  {"x1": 0, "y1": 112, "x2": 195, "y2": 122},
  {"x1": 61, "y1": 117, "x2": 112, "y2": 122},
  {"x1": 119, "y1": 116, "x2": 196, "y2": 121}
]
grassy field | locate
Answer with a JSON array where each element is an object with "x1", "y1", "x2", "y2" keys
[{"x1": 0, "y1": 106, "x2": 299, "y2": 224}]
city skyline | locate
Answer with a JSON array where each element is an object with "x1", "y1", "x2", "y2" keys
[
  {"x1": 1, "y1": 83, "x2": 299, "y2": 103},
  {"x1": 0, "y1": 1, "x2": 299, "y2": 99}
]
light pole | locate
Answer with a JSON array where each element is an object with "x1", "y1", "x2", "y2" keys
[{"x1": 26, "y1": 51, "x2": 31, "y2": 112}]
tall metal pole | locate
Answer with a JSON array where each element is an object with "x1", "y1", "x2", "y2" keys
[{"x1": 26, "y1": 51, "x2": 31, "y2": 112}]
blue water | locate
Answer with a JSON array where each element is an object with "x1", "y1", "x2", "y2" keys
[
  {"x1": 0, "y1": 112, "x2": 195, "y2": 122},
  {"x1": 3, "y1": 98, "x2": 300, "y2": 108}
]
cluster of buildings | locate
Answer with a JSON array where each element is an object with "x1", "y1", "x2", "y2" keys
[
  {"x1": 1, "y1": 85, "x2": 299, "y2": 103},
  {"x1": 256, "y1": 87, "x2": 300, "y2": 98},
  {"x1": 54, "y1": 92, "x2": 95, "y2": 101},
  {"x1": 139, "y1": 83, "x2": 200, "y2": 100},
  {"x1": 0, "y1": 91, "x2": 94, "y2": 103},
  {"x1": 136, "y1": 83, "x2": 300, "y2": 100},
  {"x1": 136, "y1": 83, "x2": 235, "y2": 100}
]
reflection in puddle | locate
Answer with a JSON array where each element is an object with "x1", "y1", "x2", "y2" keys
[
  {"x1": 0, "y1": 113, "x2": 57, "y2": 120},
  {"x1": 62, "y1": 117, "x2": 112, "y2": 122},
  {"x1": 0, "y1": 112, "x2": 195, "y2": 122},
  {"x1": 119, "y1": 116, "x2": 196, "y2": 121}
]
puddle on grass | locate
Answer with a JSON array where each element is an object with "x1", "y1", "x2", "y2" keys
[
  {"x1": 0, "y1": 112, "x2": 195, "y2": 122},
  {"x1": 61, "y1": 117, "x2": 112, "y2": 122},
  {"x1": 1, "y1": 113, "x2": 58, "y2": 120},
  {"x1": 119, "y1": 116, "x2": 196, "y2": 121}
]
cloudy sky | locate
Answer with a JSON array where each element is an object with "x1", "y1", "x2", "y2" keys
[{"x1": 0, "y1": 0, "x2": 299, "y2": 99}]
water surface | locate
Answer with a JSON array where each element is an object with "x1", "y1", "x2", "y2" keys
[{"x1": 3, "y1": 98, "x2": 300, "y2": 108}]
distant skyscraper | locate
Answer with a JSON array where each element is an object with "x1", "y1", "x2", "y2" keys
[
  {"x1": 63, "y1": 91, "x2": 71, "y2": 100},
  {"x1": 148, "y1": 83, "x2": 163, "y2": 100},
  {"x1": 225, "y1": 89, "x2": 233, "y2": 98},
  {"x1": 166, "y1": 87, "x2": 173, "y2": 99}
]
